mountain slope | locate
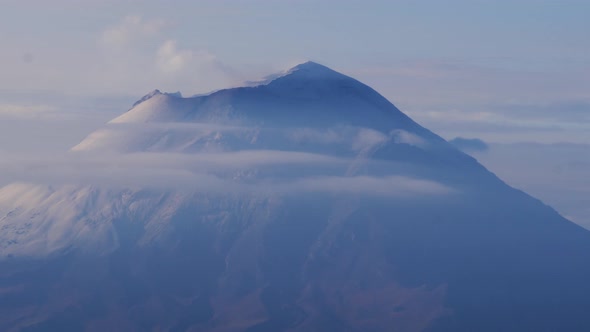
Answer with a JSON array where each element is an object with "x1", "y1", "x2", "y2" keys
[{"x1": 1, "y1": 62, "x2": 590, "y2": 332}]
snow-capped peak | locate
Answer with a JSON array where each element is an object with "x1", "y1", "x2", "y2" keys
[
  {"x1": 245, "y1": 61, "x2": 346, "y2": 87},
  {"x1": 285, "y1": 61, "x2": 344, "y2": 78},
  {"x1": 109, "y1": 90, "x2": 190, "y2": 125},
  {"x1": 132, "y1": 89, "x2": 184, "y2": 108},
  {"x1": 132, "y1": 89, "x2": 162, "y2": 107},
  {"x1": 74, "y1": 61, "x2": 446, "y2": 152}
]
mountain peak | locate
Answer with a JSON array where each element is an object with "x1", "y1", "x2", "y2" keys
[
  {"x1": 244, "y1": 61, "x2": 344, "y2": 87},
  {"x1": 289, "y1": 61, "x2": 332, "y2": 72},
  {"x1": 280, "y1": 61, "x2": 346, "y2": 81},
  {"x1": 131, "y1": 89, "x2": 184, "y2": 108},
  {"x1": 144, "y1": 89, "x2": 163, "y2": 98},
  {"x1": 257, "y1": 61, "x2": 364, "y2": 97},
  {"x1": 110, "y1": 61, "x2": 425, "y2": 134},
  {"x1": 132, "y1": 89, "x2": 163, "y2": 107}
]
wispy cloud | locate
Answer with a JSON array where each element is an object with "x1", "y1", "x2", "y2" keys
[
  {"x1": 286, "y1": 175, "x2": 452, "y2": 197},
  {"x1": 0, "y1": 104, "x2": 57, "y2": 119},
  {"x1": 94, "y1": 15, "x2": 239, "y2": 95},
  {"x1": 0, "y1": 13, "x2": 243, "y2": 97},
  {"x1": 100, "y1": 15, "x2": 167, "y2": 48},
  {"x1": 354, "y1": 60, "x2": 590, "y2": 143},
  {"x1": 0, "y1": 148, "x2": 452, "y2": 197},
  {"x1": 0, "y1": 119, "x2": 452, "y2": 197},
  {"x1": 449, "y1": 137, "x2": 489, "y2": 153}
]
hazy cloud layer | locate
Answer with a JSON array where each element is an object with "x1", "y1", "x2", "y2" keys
[
  {"x1": 287, "y1": 175, "x2": 451, "y2": 196},
  {"x1": 0, "y1": 93, "x2": 134, "y2": 154},
  {"x1": 288, "y1": 127, "x2": 426, "y2": 152},
  {"x1": 0, "y1": 149, "x2": 451, "y2": 197},
  {"x1": 356, "y1": 60, "x2": 590, "y2": 143},
  {"x1": 449, "y1": 137, "x2": 489, "y2": 153},
  {"x1": 0, "y1": 118, "x2": 448, "y2": 198},
  {"x1": 0, "y1": 104, "x2": 58, "y2": 119}
]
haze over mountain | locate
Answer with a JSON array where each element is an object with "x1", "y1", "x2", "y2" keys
[{"x1": 1, "y1": 62, "x2": 590, "y2": 331}]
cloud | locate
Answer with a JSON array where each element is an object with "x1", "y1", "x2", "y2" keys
[
  {"x1": 417, "y1": 101, "x2": 590, "y2": 129},
  {"x1": 100, "y1": 15, "x2": 166, "y2": 48},
  {"x1": 0, "y1": 150, "x2": 345, "y2": 189},
  {"x1": 157, "y1": 40, "x2": 192, "y2": 73},
  {"x1": 352, "y1": 128, "x2": 388, "y2": 152},
  {"x1": 0, "y1": 104, "x2": 57, "y2": 119},
  {"x1": 407, "y1": 105, "x2": 590, "y2": 144},
  {"x1": 0, "y1": 92, "x2": 140, "y2": 155},
  {"x1": 449, "y1": 137, "x2": 489, "y2": 152},
  {"x1": 94, "y1": 15, "x2": 239, "y2": 96},
  {"x1": 288, "y1": 127, "x2": 389, "y2": 151},
  {"x1": 354, "y1": 60, "x2": 590, "y2": 143},
  {"x1": 155, "y1": 40, "x2": 217, "y2": 74},
  {"x1": 286, "y1": 175, "x2": 452, "y2": 197},
  {"x1": 0, "y1": 14, "x2": 241, "y2": 97},
  {"x1": 287, "y1": 127, "x2": 428, "y2": 152},
  {"x1": 0, "y1": 147, "x2": 452, "y2": 198},
  {"x1": 390, "y1": 129, "x2": 427, "y2": 148},
  {"x1": 492, "y1": 101, "x2": 590, "y2": 123}
]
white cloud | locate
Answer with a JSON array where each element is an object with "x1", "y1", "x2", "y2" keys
[
  {"x1": 93, "y1": 15, "x2": 238, "y2": 96},
  {"x1": 352, "y1": 128, "x2": 388, "y2": 152},
  {"x1": 0, "y1": 104, "x2": 57, "y2": 119},
  {"x1": 390, "y1": 129, "x2": 428, "y2": 148},
  {"x1": 0, "y1": 150, "x2": 344, "y2": 187},
  {"x1": 286, "y1": 175, "x2": 452, "y2": 197},
  {"x1": 287, "y1": 127, "x2": 392, "y2": 152},
  {"x1": 100, "y1": 15, "x2": 166, "y2": 48},
  {"x1": 0, "y1": 14, "x2": 240, "y2": 97},
  {"x1": 155, "y1": 39, "x2": 218, "y2": 75},
  {"x1": 353, "y1": 60, "x2": 590, "y2": 144},
  {"x1": 0, "y1": 148, "x2": 452, "y2": 198},
  {"x1": 157, "y1": 40, "x2": 191, "y2": 73}
]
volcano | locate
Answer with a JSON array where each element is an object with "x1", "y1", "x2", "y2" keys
[{"x1": 1, "y1": 62, "x2": 590, "y2": 332}]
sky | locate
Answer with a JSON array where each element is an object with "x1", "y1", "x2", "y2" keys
[{"x1": 0, "y1": 0, "x2": 588, "y2": 225}]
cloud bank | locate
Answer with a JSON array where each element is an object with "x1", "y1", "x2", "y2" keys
[
  {"x1": 0, "y1": 119, "x2": 453, "y2": 198},
  {"x1": 0, "y1": 149, "x2": 452, "y2": 198},
  {"x1": 449, "y1": 137, "x2": 489, "y2": 152}
]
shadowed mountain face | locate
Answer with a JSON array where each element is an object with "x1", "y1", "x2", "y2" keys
[{"x1": 1, "y1": 62, "x2": 590, "y2": 332}]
